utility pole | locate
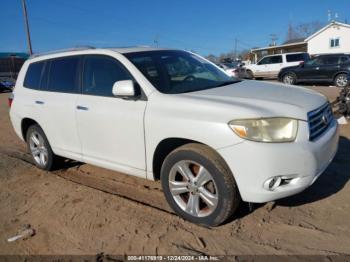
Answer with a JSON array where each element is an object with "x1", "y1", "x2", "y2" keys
[
  {"x1": 21, "y1": 0, "x2": 33, "y2": 55},
  {"x1": 154, "y1": 35, "x2": 159, "y2": 48},
  {"x1": 234, "y1": 38, "x2": 237, "y2": 61},
  {"x1": 269, "y1": 34, "x2": 278, "y2": 46}
]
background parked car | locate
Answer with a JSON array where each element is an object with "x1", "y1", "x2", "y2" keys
[
  {"x1": 0, "y1": 55, "x2": 26, "y2": 92},
  {"x1": 217, "y1": 62, "x2": 246, "y2": 78},
  {"x1": 0, "y1": 78, "x2": 15, "y2": 92},
  {"x1": 278, "y1": 53, "x2": 350, "y2": 87},
  {"x1": 244, "y1": 52, "x2": 310, "y2": 79}
]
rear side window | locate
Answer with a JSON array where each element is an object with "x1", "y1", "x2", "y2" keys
[
  {"x1": 23, "y1": 62, "x2": 45, "y2": 89},
  {"x1": 322, "y1": 56, "x2": 340, "y2": 65},
  {"x1": 286, "y1": 53, "x2": 307, "y2": 62},
  {"x1": 269, "y1": 55, "x2": 282, "y2": 64},
  {"x1": 82, "y1": 55, "x2": 132, "y2": 97},
  {"x1": 46, "y1": 56, "x2": 80, "y2": 93}
]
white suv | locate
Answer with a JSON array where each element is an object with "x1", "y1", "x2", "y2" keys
[
  {"x1": 245, "y1": 52, "x2": 309, "y2": 79},
  {"x1": 9, "y1": 47, "x2": 338, "y2": 226}
]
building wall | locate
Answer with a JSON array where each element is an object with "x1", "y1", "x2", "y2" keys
[{"x1": 307, "y1": 24, "x2": 350, "y2": 55}]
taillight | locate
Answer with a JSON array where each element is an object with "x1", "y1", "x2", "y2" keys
[{"x1": 8, "y1": 94, "x2": 14, "y2": 108}]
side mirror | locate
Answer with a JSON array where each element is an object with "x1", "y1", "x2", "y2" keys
[
  {"x1": 299, "y1": 61, "x2": 305, "y2": 67},
  {"x1": 112, "y1": 80, "x2": 135, "y2": 98}
]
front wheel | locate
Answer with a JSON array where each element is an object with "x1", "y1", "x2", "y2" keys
[
  {"x1": 334, "y1": 73, "x2": 348, "y2": 87},
  {"x1": 161, "y1": 143, "x2": 240, "y2": 227},
  {"x1": 246, "y1": 70, "x2": 254, "y2": 79}
]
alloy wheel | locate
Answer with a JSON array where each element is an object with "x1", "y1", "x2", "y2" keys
[
  {"x1": 283, "y1": 74, "x2": 295, "y2": 85},
  {"x1": 336, "y1": 75, "x2": 348, "y2": 87},
  {"x1": 168, "y1": 160, "x2": 218, "y2": 217},
  {"x1": 29, "y1": 131, "x2": 48, "y2": 167}
]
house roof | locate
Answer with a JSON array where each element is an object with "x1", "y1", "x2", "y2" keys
[
  {"x1": 251, "y1": 41, "x2": 306, "y2": 52},
  {"x1": 305, "y1": 21, "x2": 350, "y2": 42}
]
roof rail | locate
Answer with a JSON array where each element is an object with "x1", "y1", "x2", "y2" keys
[{"x1": 30, "y1": 46, "x2": 95, "y2": 58}]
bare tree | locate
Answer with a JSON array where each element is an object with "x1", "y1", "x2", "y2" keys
[{"x1": 285, "y1": 21, "x2": 323, "y2": 41}]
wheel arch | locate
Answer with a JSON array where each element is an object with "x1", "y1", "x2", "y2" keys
[
  {"x1": 152, "y1": 138, "x2": 201, "y2": 181},
  {"x1": 333, "y1": 71, "x2": 348, "y2": 80},
  {"x1": 151, "y1": 137, "x2": 236, "y2": 182},
  {"x1": 21, "y1": 118, "x2": 40, "y2": 142},
  {"x1": 246, "y1": 69, "x2": 254, "y2": 78}
]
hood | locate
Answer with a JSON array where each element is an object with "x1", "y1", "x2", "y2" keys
[{"x1": 181, "y1": 80, "x2": 327, "y2": 120}]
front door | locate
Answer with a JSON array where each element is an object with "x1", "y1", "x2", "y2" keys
[
  {"x1": 255, "y1": 55, "x2": 283, "y2": 78},
  {"x1": 76, "y1": 55, "x2": 147, "y2": 178}
]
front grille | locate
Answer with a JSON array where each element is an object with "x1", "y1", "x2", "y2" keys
[{"x1": 308, "y1": 103, "x2": 334, "y2": 141}]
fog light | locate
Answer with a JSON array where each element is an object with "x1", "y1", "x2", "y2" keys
[{"x1": 264, "y1": 176, "x2": 282, "y2": 191}]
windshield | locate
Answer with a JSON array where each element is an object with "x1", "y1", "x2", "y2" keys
[{"x1": 124, "y1": 50, "x2": 239, "y2": 94}]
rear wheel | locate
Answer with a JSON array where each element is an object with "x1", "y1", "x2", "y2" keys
[
  {"x1": 282, "y1": 72, "x2": 297, "y2": 85},
  {"x1": 246, "y1": 70, "x2": 254, "y2": 79},
  {"x1": 26, "y1": 124, "x2": 58, "y2": 171},
  {"x1": 161, "y1": 143, "x2": 240, "y2": 227},
  {"x1": 334, "y1": 73, "x2": 348, "y2": 87}
]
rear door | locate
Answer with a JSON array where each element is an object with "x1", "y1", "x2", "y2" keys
[
  {"x1": 317, "y1": 55, "x2": 342, "y2": 80},
  {"x1": 76, "y1": 55, "x2": 147, "y2": 177},
  {"x1": 297, "y1": 56, "x2": 326, "y2": 80},
  {"x1": 36, "y1": 56, "x2": 82, "y2": 160}
]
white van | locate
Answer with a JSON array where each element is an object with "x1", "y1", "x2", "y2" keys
[{"x1": 245, "y1": 52, "x2": 310, "y2": 79}]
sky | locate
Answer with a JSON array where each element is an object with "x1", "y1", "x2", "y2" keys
[{"x1": 0, "y1": 0, "x2": 349, "y2": 56}]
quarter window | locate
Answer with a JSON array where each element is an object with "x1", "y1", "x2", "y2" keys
[
  {"x1": 46, "y1": 56, "x2": 80, "y2": 93},
  {"x1": 330, "y1": 38, "x2": 340, "y2": 48},
  {"x1": 82, "y1": 55, "x2": 132, "y2": 97},
  {"x1": 23, "y1": 62, "x2": 45, "y2": 90}
]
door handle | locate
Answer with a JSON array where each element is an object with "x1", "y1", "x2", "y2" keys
[
  {"x1": 315, "y1": 67, "x2": 320, "y2": 70},
  {"x1": 35, "y1": 101, "x2": 44, "y2": 105},
  {"x1": 76, "y1": 105, "x2": 89, "y2": 111}
]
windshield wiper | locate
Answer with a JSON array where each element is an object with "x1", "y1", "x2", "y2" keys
[{"x1": 214, "y1": 80, "x2": 241, "y2": 88}]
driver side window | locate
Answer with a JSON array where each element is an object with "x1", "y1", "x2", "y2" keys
[{"x1": 82, "y1": 55, "x2": 132, "y2": 97}]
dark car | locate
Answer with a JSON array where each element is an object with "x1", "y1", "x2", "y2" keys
[
  {"x1": 278, "y1": 53, "x2": 350, "y2": 87},
  {"x1": 0, "y1": 55, "x2": 26, "y2": 92},
  {"x1": 0, "y1": 78, "x2": 15, "y2": 92}
]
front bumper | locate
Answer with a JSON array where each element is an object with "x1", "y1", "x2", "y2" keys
[{"x1": 217, "y1": 119, "x2": 339, "y2": 203}]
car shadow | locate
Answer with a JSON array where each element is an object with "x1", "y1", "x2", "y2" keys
[{"x1": 55, "y1": 158, "x2": 83, "y2": 171}]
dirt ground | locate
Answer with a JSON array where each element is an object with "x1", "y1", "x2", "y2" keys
[{"x1": 0, "y1": 84, "x2": 349, "y2": 256}]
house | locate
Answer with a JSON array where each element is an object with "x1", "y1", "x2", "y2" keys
[{"x1": 250, "y1": 21, "x2": 350, "y2": 62}]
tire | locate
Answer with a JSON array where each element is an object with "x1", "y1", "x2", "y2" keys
[
  {"x1": 161, "y1": 143, "x2": 240, "y2": 227},
  {"x1": 26, "y1": 124, "x2": 58, "y2": 171},
  {"x1": 334, "y1": 73, "x2": 348, "y2": 88},
  {"x1": 282, "y1": 72, "x2": 297, "y2": 85},
  {"x1": 246, "y1": 70, "x2": 254, "y2": 79}
]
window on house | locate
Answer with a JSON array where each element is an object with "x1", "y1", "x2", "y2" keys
[{"x1": 330, "y1": 38, "x2": 340, "y2": 48}]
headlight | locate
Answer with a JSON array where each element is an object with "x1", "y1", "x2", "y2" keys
[{"x1": 229, "y1": 118, "x2": 298, "y2": 142}]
